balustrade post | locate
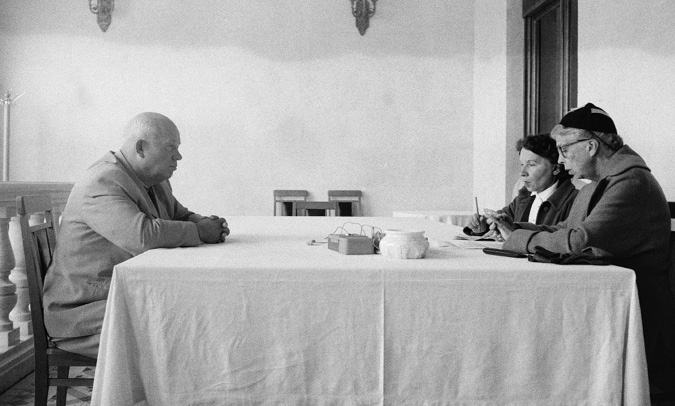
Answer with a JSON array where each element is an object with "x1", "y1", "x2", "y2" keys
[
  {"x1": 0, "y1": 213, "x2": 19, "y2": 348},
  {"x1": 9, "y1": 214, "x2": 40, "y2": 337}
]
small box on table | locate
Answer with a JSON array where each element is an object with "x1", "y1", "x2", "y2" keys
[{"x1": 327, "y1": 234, "x2": 374, "y2": 255}]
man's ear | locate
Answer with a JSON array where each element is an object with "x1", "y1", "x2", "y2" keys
[
  {"x1": 135, "y1": 139, "x2": 145, "y2": 158},
  {"x1": 587, "y1": 139, "x2": 599, "y2": 157}
]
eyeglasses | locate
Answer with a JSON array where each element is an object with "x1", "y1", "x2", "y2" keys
[{"x1": 557, "y1": 138, "x2": 592, "y2": 158}]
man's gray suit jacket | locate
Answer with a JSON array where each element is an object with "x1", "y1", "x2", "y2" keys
[{"x1": 42, "y1": 150, "x2": 203, "y2": 339}]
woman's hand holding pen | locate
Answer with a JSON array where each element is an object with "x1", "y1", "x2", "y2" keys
[
  {"x1": 470, "y1": 197, "x2": 489, "y2": 234},
  {"x1": 468, "y1": 213, "x2": 489, "y2": 234}
]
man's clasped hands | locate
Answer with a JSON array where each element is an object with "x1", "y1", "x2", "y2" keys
[{"x1": 196, "y1": 215, "x2": 230, "y2": 244}]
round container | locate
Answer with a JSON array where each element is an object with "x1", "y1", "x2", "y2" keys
[{"x1": 378, "y1": 229, "x2": 429, "y2": 259}]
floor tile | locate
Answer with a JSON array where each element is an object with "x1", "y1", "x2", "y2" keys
[{"x1": 0, "y1": 366, "x2": 93, "y2": 406}]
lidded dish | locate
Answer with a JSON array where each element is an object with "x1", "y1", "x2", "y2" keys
[{"x1": 378, "y1": 229, "x2": 429, "y2": 259}]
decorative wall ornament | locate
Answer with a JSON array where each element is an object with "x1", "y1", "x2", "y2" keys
[
  {"x1": 350, "y1": 0, "x2": 377, "y2": 36},
  {"x1": 89, "y1": 0, "x2": 114, "y2": 32}
]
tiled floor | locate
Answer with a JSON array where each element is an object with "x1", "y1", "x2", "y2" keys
[{"x1": 0, "y1": 367, "x2": 94, "y2": 406}]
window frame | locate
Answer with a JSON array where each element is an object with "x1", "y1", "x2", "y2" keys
[{"x1": 523, "y1": 0, "x2": 577, "y2": 135}]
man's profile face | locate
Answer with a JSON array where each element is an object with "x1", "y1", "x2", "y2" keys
[
  {"x1": 140, "y1": 127, "x2": 182, "y2": 185},
  {"x1": 553, "y1": 129, "x2": 592, "y2": 180}
]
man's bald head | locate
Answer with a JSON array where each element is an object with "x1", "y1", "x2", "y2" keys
[{"x1": 120, "y1": 112, "x2": 182, "y2": 186}]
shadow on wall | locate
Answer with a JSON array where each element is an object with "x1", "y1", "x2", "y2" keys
[{"x1": 0, "y1": 0, "x2": 474, "y2": 60}]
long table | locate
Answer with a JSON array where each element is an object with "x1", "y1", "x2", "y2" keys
[{"x1": 91, "y1": 216, "x2": 649, "y2": 405}]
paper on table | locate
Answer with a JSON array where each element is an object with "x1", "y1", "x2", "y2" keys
[{"x1": 430, "y1": 239, "x2": 503, "y2": 250}]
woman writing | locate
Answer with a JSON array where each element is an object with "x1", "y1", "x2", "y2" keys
[{"x1": 466, "y1": 133, "x2": 578, "y2": 236}]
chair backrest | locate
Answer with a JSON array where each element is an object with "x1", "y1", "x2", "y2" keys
[
  {"x1": 327, "y1": 190, "x2": 362, "y2": 216},
  {"x1": 273, "y1": 190, "x2": 309, "y2": 216},
  {"x1": 17, "y1": 195, "x2": 57, "y2": 360},
  {"x1": 294, "y1": 201, "x2": 338, "y2": 216},
  {"x1": 274, "y1": 190, "x2": 309, "y2": 199}
]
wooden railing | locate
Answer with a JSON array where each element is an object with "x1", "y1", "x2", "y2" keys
[{"x1": 0, "y1": 182, "x2": 73, "y2": 393}]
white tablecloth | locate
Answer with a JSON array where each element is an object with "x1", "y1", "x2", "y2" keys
[{"x1": 91, "y1": 216, "x2": 648, "y2": 406}]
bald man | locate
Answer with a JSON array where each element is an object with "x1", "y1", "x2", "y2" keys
[{"x1": 42, "y1": 112, "x2": 229, "y2": 358}]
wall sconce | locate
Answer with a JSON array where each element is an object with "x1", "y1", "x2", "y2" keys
[
  {"x1": 89, "y1": 0, "x2": 114, "y2": 32},
  {"x1": 350, "y1": 0, "x2": 377, "y2": 36}
]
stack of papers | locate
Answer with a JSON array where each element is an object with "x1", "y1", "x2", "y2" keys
[{"x1": 429, "y1": 235, "x2": 503, "y2": 250}]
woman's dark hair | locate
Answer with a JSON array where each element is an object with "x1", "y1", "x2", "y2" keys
[{"x1": 516, "y1": 133, "x2": 571, "y2": 181}]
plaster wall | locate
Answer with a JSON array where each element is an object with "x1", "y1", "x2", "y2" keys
[{"x1": 0, "y1": 0, "x2": 477, "y2": 216}]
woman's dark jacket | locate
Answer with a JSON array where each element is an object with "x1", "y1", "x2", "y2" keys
[
  {"x1": 464, "y1": 179, "x2": 578, "y2": 236},
  {"x1": 503, "y1": 178, "x2": 579, "y2": 224}
]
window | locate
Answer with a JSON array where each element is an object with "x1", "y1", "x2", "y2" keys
[{"x1": 523, "y1": 0, "x2": 577, "y2": 135}]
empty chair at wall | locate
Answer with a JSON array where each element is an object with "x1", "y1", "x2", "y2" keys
[
  {"x1": 294, "y1": 201, "x2": 338, "y2": 217},
  {"x1": 328, "y1": 190, "x2": 362, "y2": 217},
  {"x1": 273, "y1": 190, "x2": 309, "y2": 216}
]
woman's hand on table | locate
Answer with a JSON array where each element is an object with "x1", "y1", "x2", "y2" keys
[
  {"x1": 483, "y1": 228, "x2": 505, "y2": 242},
  {"x1": 485, "y1": 212, "x2": 514, "y2": 240}
]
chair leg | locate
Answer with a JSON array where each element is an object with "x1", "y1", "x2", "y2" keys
[
  {"x1": 33, "y1": 378, "x2": 49, "y2": 406},
  {"x1": 33, "y1": 359, "x2": 50, "y2": 406},
  {"x1": 56, "y1": 366, "x2": 69, "y2": 406}
]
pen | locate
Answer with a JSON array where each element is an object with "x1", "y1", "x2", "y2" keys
[{"x1": 475, "y1": 197, "x2": 480, "y2": 217}]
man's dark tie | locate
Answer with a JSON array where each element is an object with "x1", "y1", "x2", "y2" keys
[{"x1": 147, "y1": 187, "x2": 160, "y2": 214}]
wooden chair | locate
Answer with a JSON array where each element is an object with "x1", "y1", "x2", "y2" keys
[
  {"x1": 273, "y1": 190, "x2": 309, "y2": 216},
  {"x1": 294, "y1": 201, "x2": 338, "y2": 216},
  {"x1": 651, "y1": 201, "x2": 675, "y2": 404},
  {"x1": 16, "y1": 195, "x2": 96, "y2": 406},
  {"x1": 327, "y1": 190, "x2": 362, "y2": 216}
]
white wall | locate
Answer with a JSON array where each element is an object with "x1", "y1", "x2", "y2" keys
[
  {"x1": 0, "y1": 0, "x2": 478, "y2": 216},
  {"x1": 471, "y1": 0, "x2": 524, "y2": 211},
  {"x1": 3, "y1": 1, "x2": 672, "y2": 217},
  {"x1": 473, "y1": 0, "x2": 509, "y2": 211},
  {"x1": 578, "y1": 0, "x2": 675, "y2": 201},
  {"x1": 505, "y1": 0, "x2": 525, "y2": 203}
]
